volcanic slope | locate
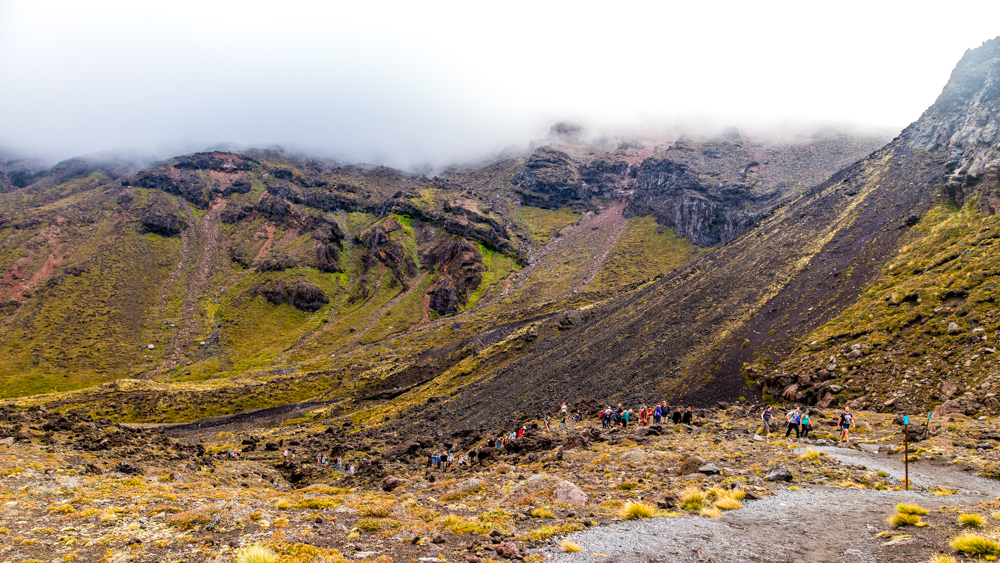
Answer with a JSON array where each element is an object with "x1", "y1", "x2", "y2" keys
[
  {"x1": 0, "y1": 132, "x2": 885, "y2": 421},
  {"x1": 753, "y1": 37, "x2": 1000, "y2": 418},
  {"x1": 378, "y1": 38, "x2": 1000, "y2": 435}
]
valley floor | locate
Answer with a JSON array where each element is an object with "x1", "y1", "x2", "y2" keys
[{"x1": 2, "y1": 406, "x2": 1000, "y2": 563}]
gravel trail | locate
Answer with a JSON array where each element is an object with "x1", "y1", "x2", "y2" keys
[{"x1": 545, "y1": 487, "x2": 988, "y2": 563}]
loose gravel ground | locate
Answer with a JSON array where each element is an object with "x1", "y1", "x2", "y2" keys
[{"x1": 546, "y1": 487, "x2": 989, "y2": 563}]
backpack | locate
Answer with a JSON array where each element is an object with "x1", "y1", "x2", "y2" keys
[{"x1": 762, "y1": 410, "x2": 771, "y2": 421}]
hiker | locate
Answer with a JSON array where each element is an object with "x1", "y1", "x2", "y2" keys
[
  {"x1": 543, "y1": 415, "x2": 550, "y2": 431},
  {"x1": 561, "y1": 402, "x2": 568, "y2": 416},
  {"x1": 622, "y1": 408, "x2": 631, "y2": 429},
  {"x1": 653, "y1": 403, "x2": 663, "y2": 424},
  {"x1": 800, "y1": 409, "x2": 812, "y2": 439},
  {"x1": 560, "y1": 414, "x2": 568, "y2": 430},
  {"x1": 638, "y1": 405, "x2": 648, "y2": 426},
  {"x1": 760, "y1": 406, "x2": 774, "y2": 435},
  {"x1": 530, "y1": 421, "x2": 539, "y2": 430},
  {"x1": 838, "y1": 406, "x2": 856, "y2": 442},
  {"x1": 601, "y1": 407, "x2": 612, "y2": 429},
  {"x1": 785, "y1": 407, "x2": 802, "y2": 438},
  {"x1": 283, "y1": 449, "x2": 289, "y2": 463},
  {"x1": 671, "y1": 409, "x2": 682, "y2": 424},
  {"x1": 681, "y1": 407, "x2": 693, "y2": 425}
]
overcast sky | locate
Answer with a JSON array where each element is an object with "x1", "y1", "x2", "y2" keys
[{"x1": 1, "y1": 1, "x2": 998, "y2": 168}]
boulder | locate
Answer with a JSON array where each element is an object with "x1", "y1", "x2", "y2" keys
[
  {"x1": 698, "y1": 464, "x2": 722, "y2": 475},
  {"x1": 382, "y1": 476, "x2": 407, "y2": 492},
  {"x1": 948, "y1": 322, "x2": 962, "y2": 332},
  {"x1": 552, "y1": 479, "x2": 588, "y2": 506},
  {"x1": 677, "y1": 456, "x2": 704, "y2": 475},
  {"x1": 939, "y1": 381, "x2": 958, "y2": 399},
  {"x1": 765, "y1": 467, "x2": 793, "y2": 482},
  {"x1": 495, "y1": 542, "x2": 520, "y2": 559}
]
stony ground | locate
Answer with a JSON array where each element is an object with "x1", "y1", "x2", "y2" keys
[{"x1": 2, "y1": 405, "x2": 1000, "y2": 563}]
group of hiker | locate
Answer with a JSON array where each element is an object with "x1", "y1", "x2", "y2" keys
[
  {"x1": 599, "y1": 403, "x2": 693, "y2": 429},
  {"x1": 760, "y1": 405, "x2": 856, "y2": 442}
]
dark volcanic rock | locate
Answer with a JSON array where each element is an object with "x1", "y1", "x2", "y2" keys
[
  {"x1": 139, "y1": 194, "x2": 188, "y2": 237},
  {"x1": 251, "y1": 279, "x2": 329, "y2": 312}
]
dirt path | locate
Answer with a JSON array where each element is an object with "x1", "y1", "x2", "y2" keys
[
  {"x1": 800, "y1": 445, "x2": 1000, "y2": 495},
  {"x1": 548, "y1": 487, "x2": 983, "y2": 563}
]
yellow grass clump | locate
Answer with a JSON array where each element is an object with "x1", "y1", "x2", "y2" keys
[
  {"x1": 713, "y1": 496, "x2": 742, "y2": 511},
  {"x1": 235, "y1": 543, "x2": 278, "y2": 563},
  {"x1": 618, "y1": 502, "x2": 655, "y2": 520},
  {"x1": 700, "y1": 506, "x2": 723, "y2": 518},
  {"x1": 679, "y1": 489, "x2": 706, "y2": 511},
  {"x1": 896, "y1": 504, "x2": 928, "y2": 515},
  {"x1": 957, "y1": 513, "x2": 985, "y2": 528},
  {"x1": 887, "y1": 512, "x2": 925, "y2": 528},
  {"x1": 531, "y1": 508, "x2": 555, "y2": 518},
  {"x1": 950, "y1": 533, "x2": 1000, "y2": 557},
  {"x1": 560, "y1": 540, "x2": 583, "y2": 553},
  {"x1": 796, "y1": 449, "x2": 822, "y2": 462}
]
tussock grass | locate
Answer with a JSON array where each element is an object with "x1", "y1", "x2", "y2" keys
[
  {"x1": 950, "y1": 533, "x2": 1000, "y2": 557},
  {"x1": 356, "y1": 518, "x2": 402, "y2": 532},
  {"x1": 928, "y1": 555, "x2": 958, "y2": 563},
  {"x1": 618, "y1": 502, "x2": 655, "y2": 520},
  {"x1": 713, "y1": 496, "x2": 742, "y2": 510},
  {"x1": 679, "y1": 489, "x2": 706, "y2": 511},
  {"x1": 958, "y1": 513, "x2": 985, "y2": 528},
  {"x1": 235, "y1": 543, "x2": 278, "y2": 563},
  {"x1": 896, "y1": 504, "x2": 928, "y2": 516},
  {"x1": 358, "y1": 498, "x2": 395, "y2": 517},
  {"x1": 530, "y1": 508, "x2": 555, "y2": 518},
  {"x1": 560, "y1": 540, "x2": 583, "y2": 553},
  {"x1": 796, "y1": 449, "x2": 822, "y2": 462},
  {"x1": 275, "y1": 498, "x2": 292, "y2": 510},
  {"x1": 515, "y1": 523, "x2": 585, "y2": 542},
  {"x1": 700, "y1": 506, "x2": 723, "y2": 518},
  {"x1": 887, "y1": 512, "x2": 922, "y2": 528}
]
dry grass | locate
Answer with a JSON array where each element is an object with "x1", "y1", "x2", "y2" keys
[
  {"x1": 235, "y1": 543, "x2": 279, "y2": 563},
  {"x1": 560, "y1": 540, "x2": 583, "y2": 553},
  {"x1": 700, "y1": 506, "x2": 723, "y2": 518},
  {"x1": 896, "y1": 504, "x2": 929, "y2": 516},
  {"x1": 950, "y1": 533, "x2": 1000, "y2": 557},
  {"x1": 679, "y1": 489, "x2": 706, "y2": 511},
  {"x1": 713, "y1": 496, "x2": 742, "y2": 511},
  {"x1": 618, "y1": 502, "x2": 655, "y2": 520},
  {"x1": 928, "y1": 555, "x2": 958, "y2": 563},
  {"x1": 887, "y1": 512, "x2": 924, "y2": 528},
  {"x1": 530, "y1": 508, "x2": 555, "y2": 518},
  {"x1": 957, "y1": 513, "x2": 985, "y2": 528}
]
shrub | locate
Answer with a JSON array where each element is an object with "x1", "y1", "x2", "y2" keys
[
  {"x1": 235, "y1": 543, "x2": 278, "y2": 563},
  {"x1": 896, "y1": 504, "x2": 928, "y2": 515},
  {"x1": 530, "y1": 508, "x2": 555, "y2": 518},
  {"x1": 560, "y1": 540, "x2": 583, "y2": 553},
  {"x1": 958, "y1": 513, "x2": 985, "y2": 528},
  {"x1": 617, "y1": 482, "x2": 638, "y2": 491},
  {"x1": 618, "y1": 502, "x2": 655, "y2": 520},
  {"x1": 950, "y1": 533, "x2": 1000, "y2": 557},
  {"x1": 275, "y1": 498, "x2": 292, "y2": 510},
  {"x1": 679, "y1": 489, "x2": 706, "y2": 511}
]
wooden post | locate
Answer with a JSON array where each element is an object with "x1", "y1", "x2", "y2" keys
[{"x1": 904, "y1": 420, "x2": 909, "y2": 491}]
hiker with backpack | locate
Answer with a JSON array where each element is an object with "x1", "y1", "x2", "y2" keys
[
  {"x1": 760, "y1": 406, "x2": 774, "y2": 435},
  {"x1": 671, "y1": 409, "x2": 682, "y2": 424},
  {"x1": 800, "y1": 409, "x2": 812, "y2": 439},
  {"x1": 653, "y1": 403, "x2": 663, "y2": 424},
  {"x1": 681, "y1": 407, "x2": 693, "y2": 425},
  {"x1": 838, "y1": 406, "x2": 856, "y2": 442},
  {"x1": 785, "y1": 407, "x2": 802, "y2": 438}
]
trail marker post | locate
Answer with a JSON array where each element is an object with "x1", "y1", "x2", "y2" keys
[{"x1": 903, "y1": 415, "x2": 910, "y2": 491}]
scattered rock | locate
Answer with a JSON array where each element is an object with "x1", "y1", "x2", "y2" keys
[
  {"x1": 765, "y1": 467, "x2": 793, "y2": 482},
  {"x1": 698, "y1": 463, "x2": 722, "y2": 475},
  {"x1": 495, "y1": 542, "x2": 520, "y2": 559},
  {"x1": 382, "y1": 476, "x2": 407, "y2": 492}
]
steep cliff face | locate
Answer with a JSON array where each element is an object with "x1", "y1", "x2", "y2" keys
[
  {"x1": 909, "y1": 37, "x2": 1000, "y2": 213},
  {"x1": 629, "y1": 137, "x2": 762, "y2": 247}
]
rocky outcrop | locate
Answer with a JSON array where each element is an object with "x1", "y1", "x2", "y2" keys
[
  {"x1": 628, "y1": 138, "x2": 763, "y2": 247},
  {"x1": 421, "y1": 235, "x2": 486, "y2": 316},
  {"x1": 359, "y1": 216, "x2": 418, "y2": 284},
  {"x1": 139, "y1": 194, "x2": 188, "y2": 237},
  {"x1": 908, "y1": 37, "x2": 1000, "y2": 214},
  {"x1": 512, "y1": 146, "x2": 583, "y2": 208},
  {"x1": 250, "y1": 279, "x2": 329, "y2": 313}
]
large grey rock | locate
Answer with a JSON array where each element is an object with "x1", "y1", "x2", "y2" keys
[
  {"x1": 552, "y1": 479, "x2": 588, "y2": 506},
  {"x1": 698, "y1": 464, "x2": 722, "y2": 475},
  {"x1": 765, "y1": 467, "x2": 793, "y2": 482}
]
